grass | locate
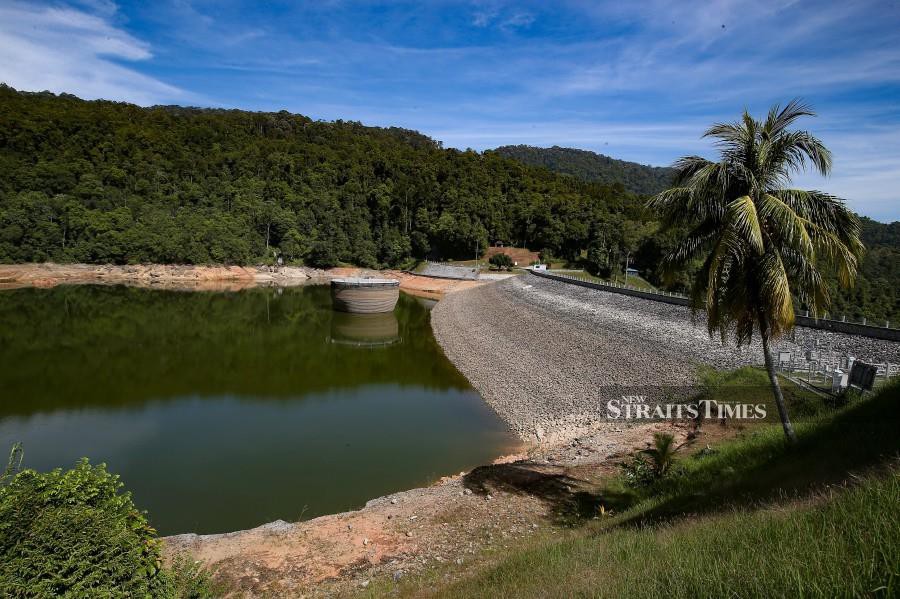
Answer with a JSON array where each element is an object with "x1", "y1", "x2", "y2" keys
[
  {"x1": 363, "y1": 375, "x2": 900, "y2": 598},
  {"x1": 438, "y1": 471, "x2": 899, "y2": 598},
  {"x1": 549, "y1": 269, "x2": 658, "y2": 292}
]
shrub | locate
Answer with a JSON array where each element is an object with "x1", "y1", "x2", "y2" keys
[
  {"x1": 0, "y1": 449, "x2": 216, "y2": 597},
  {"x1": 620, "y1": 453, "x2": 658, "y2": 489},
  {"x1": 621, "y1": 432, "x2": 682, "y2": 490},
  {"x1": 489, "y1": 253, "x2": 514, "y2": 270},
  {"x1": 644, "y1": 432, "x2": 679, "y2": 477}
]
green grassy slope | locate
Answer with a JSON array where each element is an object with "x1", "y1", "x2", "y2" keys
[{"x1": 374, "y1": 377, "x2": 900, "y2": 598}]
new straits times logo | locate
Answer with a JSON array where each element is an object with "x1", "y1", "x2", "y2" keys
[{"x1": 608, "y1": 395, "x2": 768, "y2": 420}]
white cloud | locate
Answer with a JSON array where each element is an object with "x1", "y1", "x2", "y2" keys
[
  {"x1": 0, "y1": 2, "x2": 182, "y2": 105},
  {"x1": 501, "y1": 12, "x2": 535, "y2": 30},
  {"x1": 792, "y1": 128, "x2": 900, "y2": 222}
]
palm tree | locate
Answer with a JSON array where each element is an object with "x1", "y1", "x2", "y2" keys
[
  {"x1": 644, "y1": 432, "x2": 679, "y2": 477},
  {"x1": 648, "y1": 101, "x2": 864, "y2": 442}
]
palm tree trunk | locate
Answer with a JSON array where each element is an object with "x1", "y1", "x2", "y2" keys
[{"x1": 760, "y1": 332, "x2": 797, "y2": 443}]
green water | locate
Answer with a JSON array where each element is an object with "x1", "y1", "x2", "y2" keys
[{"x1": 0, "y1": 285, "x2": 516, "y2": 535}]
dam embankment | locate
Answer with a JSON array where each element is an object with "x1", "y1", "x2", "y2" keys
[{"x1": 431, "y1": 274, "x2": 900, "y2": 441}]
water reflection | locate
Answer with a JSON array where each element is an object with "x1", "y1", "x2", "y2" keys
[
  {"x1": 0, "y1": 284, "x2": 519, "y2": 534},
  {"x1": 330, "y1": 311, "x2": 401, "y2": 348}
]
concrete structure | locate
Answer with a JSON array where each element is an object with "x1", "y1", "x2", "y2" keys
[
  {"x1": 418, "y1": 261, "x2": 479, "y2": 280},
  {"x1": 330, "y1": 278, "x2": 400, "y2": 314}
]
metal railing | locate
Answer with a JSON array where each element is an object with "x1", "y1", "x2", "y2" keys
[{"x1": 529, "y1": 268, "x2": 899, "y2": 341}]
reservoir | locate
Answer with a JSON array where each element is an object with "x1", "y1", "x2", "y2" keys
[{"x1": 0, "y1": 284, "x2": 517, "y2": 535}]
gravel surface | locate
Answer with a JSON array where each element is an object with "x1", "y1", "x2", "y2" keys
[{"x1": 432, "y1": 273, "x2": 900, "y2": 441}]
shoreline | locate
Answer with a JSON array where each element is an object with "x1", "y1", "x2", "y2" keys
[
  {"x1": 159, "y1": 274, "x2": 711, "y2": 595},
  {"x1": 11, "y1": 264, "x2": 898, "y2": 595},
  {"x1": 162, "y1": 420, "x2": 671, "y2": 596},
  {"x1": 0, "y1": 262, "x2": 487, "y2": 298}
]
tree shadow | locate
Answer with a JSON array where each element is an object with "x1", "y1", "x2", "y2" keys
[
  {"x1": 614, "y1": 382, "x2": 900, "y2": 529},
  {"x1": 462, "y1": 462, "x2": 633, "y2": 525}
]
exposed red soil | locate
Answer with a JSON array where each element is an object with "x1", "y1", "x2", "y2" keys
[
  {"x1": 482, "y1": 246, "x2": 539, "y2": 267},
  {"x1": 165, "y1": 422, "x2": 703, "y2": 597},
  {"x1": 0, "y1": 263, "x2": 484, "y2": 298}
]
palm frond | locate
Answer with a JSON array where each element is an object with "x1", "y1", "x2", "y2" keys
[
  {"x1": 759, "y1": 193, "x2": 815, "y2": 259},
  {"x1": 647, "y1": 102, "x2": 864, "y2": 345},
  {"x1": 662, "y1": 221, "x2": 719, "y2": 267},
  {"x1": 671, "y1": 156, "x2": 714, "y2": 185},
  {"x1": 759, "y1": 247, "x2": 795, "y2": 337},
  {"x1": 780, "y1": 247, "x2": 830, "y2": 315},
  {"x1": 767, "y1": 99, "x2": 816, "y2": 135},
  {"x1": 726, "y1": 195, "x2": 763, "y2": 254},
  {"x1": 806, "y1": 223, "x2": 860, "y2": 287},
  {"x1": 782, "y1": 131, "x2": 832, "y2": 176},
  {"x1": 703, "y1": 121, "x2": 746, "y2": 146}
]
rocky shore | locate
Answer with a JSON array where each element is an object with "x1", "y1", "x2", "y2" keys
[
  {"x1": 0, "y1": 262, "x2": 316, "y2": 291},
  {"x1": 0, "y1": 263, "x2": 487, "y2": 297},
  {"x1": 431, "y1": 273, "x2": 900, "y2": 442},
  {"x1": 163, "y1": 421, "x2": 675, "y2": 597}
]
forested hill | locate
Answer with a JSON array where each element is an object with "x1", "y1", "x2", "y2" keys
[
  {"x1": 832, "y1": 217, "x2": 900, "y2": 325},
  {"x1": 491, "y1": 145, "x2": 675, "y2": 195},
  {"x1": 0, "y1": 86, "x2": 651, "y2": 269},
  {"x1": 0, "y1": 86, "x2": 896, "y2": 322}
]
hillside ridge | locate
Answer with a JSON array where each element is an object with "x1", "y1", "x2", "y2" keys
[{"x1": 491, "y1": 144, "x2": 675, "y2": 195}]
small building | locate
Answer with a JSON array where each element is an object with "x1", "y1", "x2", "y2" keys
[
  {"x1": 625, "y1": 267, "x2": 640, "y2": 276},
  {"x1": 532, "y1": 264, "x2": 548, "y2": 271}
]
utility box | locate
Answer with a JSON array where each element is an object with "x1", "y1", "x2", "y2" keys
[
  {"x1": 848, "y1": 361, "x2": 877, "y2": 391},
  {"x1": 831, "y1": 369, "x2": 848, "y2": 393}
]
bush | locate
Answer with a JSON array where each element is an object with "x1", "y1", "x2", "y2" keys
[
  {"x1": 621, "y1": 432, "x2": 682, "y2": 490},
  {"x1": 620, "y1": 453, "x2": 658, "y2": 489},
  {"x1": 306, "y1": 240, "x2": 340, "y2": 268},
  {"x1": 489, "y1": 253, "x2": 514, "y2": 270},
  {"x1": 0, "y1": 449, "x2": 216, "y2": 597}
]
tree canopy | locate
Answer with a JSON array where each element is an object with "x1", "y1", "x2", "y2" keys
[
  {"x1": 0, "y1": 86, "x2": 896, "y2": 322},
  {"x1": 492, "y1": 145, "x2": 675, "y2": 195},
  {"x1": 649, "y1": 101, "x2": 865, "y2": 440},
  {"x1": 0, "y1": 86, "x2": 646, "y2": 270}
]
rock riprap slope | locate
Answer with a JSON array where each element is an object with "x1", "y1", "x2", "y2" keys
[{"x1": 431, "y1": 274, "x2": 900, "y2": 441}]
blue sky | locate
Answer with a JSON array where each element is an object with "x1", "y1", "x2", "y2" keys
[{"x1": 1, "y1": 0, "x2": 899, "y2": 221}]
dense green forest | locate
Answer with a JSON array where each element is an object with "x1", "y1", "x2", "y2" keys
[
  {"x1": 0, "y1": 86, "x2": 896, "y2": 322},
  {"x1": 491, "y1": 145, "x2": 675, "y2": 195},
  {"x1": 826, "y1": 218, "x2": 899, "y2": 325},
  {"x1": 0, "y1": 86, "x2": 650, "y2": 269}
]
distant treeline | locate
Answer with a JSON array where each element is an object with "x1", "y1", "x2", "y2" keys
[
  {"x1": 491, "y1": 145, "x2": 676, "y2": 195},
  {"x1": 0, "y1": 85, "x2": 896, "y2": 322}
]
